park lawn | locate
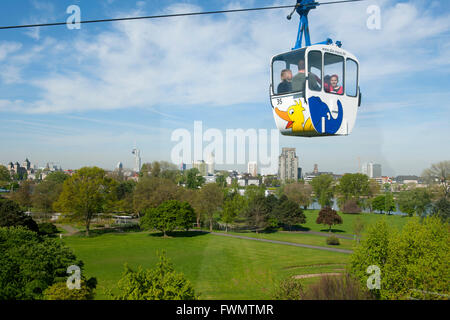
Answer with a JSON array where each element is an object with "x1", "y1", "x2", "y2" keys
[
  {"x1": 226, "y1": 231, "x2": 356, "y2": 251},
  {"x1": 63, "y1": 231, "x2": 350, "y2": 300},
  {"x1": 301, "y1": 210, "x2": 411, "y2": 236}
]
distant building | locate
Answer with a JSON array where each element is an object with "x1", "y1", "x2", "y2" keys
[
  {"x1": 248, "y1": 161, "x2": 258, "y2": 177},
  {"x1": 362, "y1": 162, "x2": 382, "y2": 178},
  {"x1": 278, "y1": 148, "x2": 299, "y2": 182},
  {"x1": 180, "y1": 162, "x2": 186, "y2": 171},
  {"x1": 206, "y1": 153, "x2": 215, "y2": 175},
  {"x1": 204, "y1": 176, "x2": 216, "y2": 184},
  {"x1": 303, "y1": 164, "x2": 333, "y2": 182},
  {"x1": 193, "y1": 160, "x2": 207, "y2": 176}
]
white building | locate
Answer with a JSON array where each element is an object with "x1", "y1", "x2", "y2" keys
[
  {"x1": 278, "y1": 148, "x2": 299, "y2": 182},
  {"x1": 362, "y1": 162, "x2": 382, "y2": 178},
  {"x1": 248, "y1": 161, "x2": 258, "y2": 177},
  {"x1": 206, "y1": 153, "x2": 215, "y2": 175}
]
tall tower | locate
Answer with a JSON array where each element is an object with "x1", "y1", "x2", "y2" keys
[
  {"x1": 206, "y1": 153, "x2": 215, "y2": 176},
  {"x1": 278, "y1": 148, "x2": 299, "y2": 182},
  {"x1": 132, "y1": 147, "x2": 141, "y2": 173}
]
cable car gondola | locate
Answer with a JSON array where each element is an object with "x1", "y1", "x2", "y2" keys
[{"x1": 270, "y1": 0, "x2": 362, "y2": 137}]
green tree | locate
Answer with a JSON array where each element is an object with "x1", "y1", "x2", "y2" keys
[
  {"x1": 337, "y1": 173, "x2": 370, "y2": 205},
  {"x1": 140, "y1": 200, "x2": 181, "y2": 237},
  {"x1": 372, "y1": 195, "x2": 386, "y2": 214},
  {"x1": 353, "y1": 217, "x2": 364, "y2": 243},
  {"x1": 282, "y1": 181, "x2": 313, "y2": 209},
  {"x1": 310, "y1": 174, "x2": 335, "y2": 208},
  {"x1": 11, "y1": 180, "x2": 33, "y2": 210},
  {"x1": 53, "y1": 167, "x2": 115, "y2": 236},
  {"x1": 175, "y1": 201, "x2": 196, "y2": 232},
  {"x1": 273, "y1": 195, "x2": 306, "y2": 230},
  {"x1": 184, "y1": 168, "x2": 205, "y2": 189},
  {"x1": 220, "y1": 193, "x2": 245, "y2": 232},
  {"x1": 397, "y1": 188, "x2": 432, "y2": 217},
  {"x1": 430, "y1": 197, "x2": 450, "y2": 223},
  {"x1": 0, "y1": 199, "x2": 39, "y2": 232},
  {"x1": 245, "y1": 194, "x2": 275, "y2": 233},
  {"x1": 32, "y1": 177, "x2": 66, "y2": 213},
  {"x1": 316, "y1": 207, "x2": 343, "y2": 232},
  {"x1": 216, "y1": 174, "x2": 227, "y2": 188},
  {"x1": 350, "y1": 217, "x2": 449, "y2": 300},
  {"x1": 0, "y1": 226, "x2": 86, "y2": 300},
  {"x1": 0, "y1": 165, "x2": 11, "y2": 187},
  {"x1": 198, "y1": 183, "x2": 224, "y2": 232},
  {"x1": 384, "y1": 192, "x2": 396, "y2": 214},
  {"x1": 112, "y1": 251, "x2": 198, "y2": 300}
]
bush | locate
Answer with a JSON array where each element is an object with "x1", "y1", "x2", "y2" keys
[
  {"x1": 302, "y1": 273, "x2": 375, "y2": 300},
  {"x1": 341, "y1": 199, "x2": 362, "y2": 214},
  {"x1": 43, "y1": 280, "x2": 95, "y2": 300},
  {"x1": 0, "y1": 199, "x2": 39, "y2": 232},
  {"x1": 273, "y1": 277, "x2": 304, "y2": 300},
  {"x1": 326, "y1": 235, "x2": 340, "y2": 245},
  {"x1": 38, "y1": 222, "x2": 58, "y2": 235},
  {"x1": 112, "y1": 251, "x2": 198, "y2": 300}
]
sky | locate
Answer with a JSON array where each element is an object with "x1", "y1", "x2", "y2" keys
[{"x1": 0, "y1": 0, "x2": 449, "y2": 176}]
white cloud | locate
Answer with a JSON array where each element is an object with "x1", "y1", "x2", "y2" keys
[{"x1": 1, "y1": 0, "x2": 449, "y2": 114}]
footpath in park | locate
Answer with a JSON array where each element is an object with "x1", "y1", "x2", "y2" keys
[{"x1": 209, "y1": 232, "x2": 353, "y2": 254}]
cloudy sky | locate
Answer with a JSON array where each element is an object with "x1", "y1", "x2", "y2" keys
[{"x1": 0, "y1": 0, "x2": 449, "y2": 176}]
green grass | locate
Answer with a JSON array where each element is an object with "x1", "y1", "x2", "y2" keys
[
  {"x1": 226, "y1": 230, "x2": 356, "y2": 250},
  {"x1": 301, "y1": 210, "x2": 410, "y2": 236},
  {"x1": 63, "y1": 231, "x2": 350, "y2": 300}
]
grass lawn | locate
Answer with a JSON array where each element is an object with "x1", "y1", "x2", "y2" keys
[
  {"x1": 301, "y1": 210, "x2": 411, "y2": 236},
  {"x1": 226, "y1": 230, "x2": 356, "y2": 250},
  {"x1": 63, "y1": 231, "x2": 350, "y2": 300}
]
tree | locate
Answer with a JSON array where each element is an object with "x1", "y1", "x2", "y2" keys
[
  {"x1": 220, "y1": 193, "x2": 245, "y2": 232},
  {"x1": 32, "y1": 177, "x2": 66, "y2": 213},
  {"x1": 245, "y1": 195, "x2": 274, "y2": 233},
  {"x1": 273, "y1": 195, "x2": 306, "y2": 230},
  {"x1": 422, "y1": 161, "x2": 450, "y2": 198},
  {"x1": 337, "y1": 173, "x2": 370, "y2": 205},
  {"x1": 430, "y1": 197, "x2": 450, "y2": 223},
  {"x1": 175, "y1": 201, "x2": 196, "y2": 232},
  {"x1": 353, "y1": 217, "x2": 364, "y2": 243},
  {"x1": 316, "y1": 207, "x2": 343, "y2": 232},
  {"x1": 310, "y1": 174, "x2": 335, "y2": 208},
  {"x1": 133, "y1": 177, "x2": 182, "y2": 215},
  {"x1": 0, "y1": 199, "x2": 39, "y2": 232},
  {"x1": 53, "y1": 167, "x2": 115, "y2": 236},
  {"x1": 198, "y1": 183, "x2": 224, "y2": 232},
  {"x1": 216, "y1": 174, "x2": 227, "y2": 188},
  {"x1": 384, "y1": 192, "x2": 396, "y2": 215},
  {"x1": 371, "y1": 195, "x2": 386, "y2": 214},
  {"x1": 282, "y1": 181, "x2": 313, "y2": 209},
  {"x1": 397, "y1": 188, "x2": 432, "y2": 217},
  {"x1": 112, "y1": 251, "x2": 198, "y2": 300},
  {"x1": 140, "y1": 200, "x2": 183, "y2": 237},
  {"x1": 0, "y1": 165, "x2": 11, "y2": 187},
  {"x1": 0, "y1": 226, "x2": 88, "y2": 300},
  {"x1": 183, "y1": 168, "x2": 205, "y2": 189},
  {"x1": 350, "y1": 217, "x2": 449, "y2": 300},
  {"x1": 11, "y1": 180, "x2": 33, "y2": 210}
]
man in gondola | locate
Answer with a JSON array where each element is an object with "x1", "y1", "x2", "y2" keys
[{"x1": 277, "y1": 69, "x2": 293, "y2": 94}]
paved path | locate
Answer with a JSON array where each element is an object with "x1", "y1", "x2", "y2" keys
[
  {"x1": 279, "y1": 230, "x2": 354, "y2": 240},
  {"x1": 56, "y1": 224, "x2": 79, "y2": 236},
  {"x1": 210, "y1": 232, "x2": 353, "y2": 254},
  {"x1": 293, "y1": 273, "x2": 342, "y2": 279}
]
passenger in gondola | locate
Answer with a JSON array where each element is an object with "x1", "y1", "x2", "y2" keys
[
  {"x1": 328, "y1": 74, "x2": 343, "y2": 94},
  {"x1": 324, "y1": 75, "x2": 331, "y2": 92},
  {"x1": 291, "y1": 59, "x2": 306, "y2": 92},
  {"x1": 277, "y1": 69, "x2": 293, "y2": 94}
]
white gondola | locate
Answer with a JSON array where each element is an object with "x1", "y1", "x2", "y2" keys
[{"x1": 270, "y1": 0, "x2": 362, "y2": 137}]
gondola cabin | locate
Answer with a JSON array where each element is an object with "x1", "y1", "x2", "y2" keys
[{"x1": 270, "y1": 44, "x2": 361, "y2": 137}]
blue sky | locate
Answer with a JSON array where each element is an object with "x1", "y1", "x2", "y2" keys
[{"x1": 0, "y1": 0, "x2": 449, "y2": 176}]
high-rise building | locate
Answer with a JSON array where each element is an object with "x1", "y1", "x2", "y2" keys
[
  {"x1": 193, "y1": 160, "x2": 207, "y2": 176},
  {"x1": 248, "y1": 161, "x2": 258, "y2": 177},
  {"x1": 206, "y1": 153, "x2": 215, "y2": 175},
  {"x1": 313, "y1": 164, "x2": 318, "y2": 174},
  {"x1": 278, "y1": 148, "x2": 299, "y2": 182},
  {"x1": 362, "y1": 162, "x2": 382, "y2": 178}
]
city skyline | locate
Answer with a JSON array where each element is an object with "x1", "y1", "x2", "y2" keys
[{"x1": 0, "y1": 0, "x2": 449, "y2": 177}]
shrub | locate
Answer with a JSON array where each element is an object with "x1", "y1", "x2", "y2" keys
[
  {"x1": 341, "y1": 199, "x2": 362, "y2": 214},
  {"x1": 38, "y1": 222, "x2": 58, "y2": 235},
  {"x1": 0, "y1": 199, "x2": 39, "y2": 232},
  {"x1": 302, "y1": 273, "x2": 375, "y2": 300},
  {"x1": 43, "y1": 280, "x2": 95, "y2": 300},
  {"x1": 111, "y1": 251, "x2": 198, "y2": 300},
  {"x1": 326, "y1": 235, "x2": 340, "y2": 245},
  {"x1": 273, "y1": 277, "x2": 304, "y2": 300}
]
